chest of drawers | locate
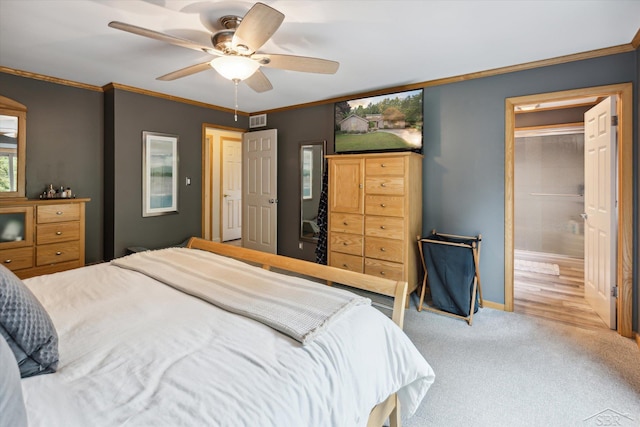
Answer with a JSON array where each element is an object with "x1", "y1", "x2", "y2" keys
[
  {"x1": 0, "y1": 198, "x2": 89, "y2": 278},
  {"x1": 326, "y1": 153, "x2": 422, "y2": 301}
]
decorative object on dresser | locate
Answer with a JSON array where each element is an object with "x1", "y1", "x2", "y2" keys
[
  {"x1": 326, "y1": 152, "x2": 422, "y2": 307},
  {"x1": 0, "y1": 198, "x2": 90, "y2": 279}
]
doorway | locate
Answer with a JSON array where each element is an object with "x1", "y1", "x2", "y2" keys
[
  {"x1": 504, "y1": 83, "x2": 633, "y2": 338},
  {"x1": 513, "y1": 121, "x2": 606, "y2": 330},
  {"x1": 202, "y1": 125, "x2": 245, "y2": 244}
]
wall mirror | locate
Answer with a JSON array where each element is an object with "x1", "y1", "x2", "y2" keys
[
  {"x1": 299, "y1": 141, "x2": 325, "y2": 243},
  {"x1": 0, "y1": 96, "x2": 27, "y2": 199}
]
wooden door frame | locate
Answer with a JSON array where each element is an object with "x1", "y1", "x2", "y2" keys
[
  {"x1": 201, "y1": 123, "x2": 245, "y2": 242},
  {"x1": 504, "y1": 83, "x2": 633, "y2": 338}
]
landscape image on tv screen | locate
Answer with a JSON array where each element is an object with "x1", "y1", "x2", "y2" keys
[{"x1": 334, "y1": 88, "x2": 423, "y2": 154}]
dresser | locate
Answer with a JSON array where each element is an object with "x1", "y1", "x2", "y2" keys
[
  {"x1": 326, "y1": 152, "x2": 422, "y2": 302},
  {"x1": 0, "y1": 198, "x2": 89, "y2": 279}
]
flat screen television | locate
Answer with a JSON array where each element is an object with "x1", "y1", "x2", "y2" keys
[{"x1": 334, "y1": 88, "x2": 423, "y2": 154}]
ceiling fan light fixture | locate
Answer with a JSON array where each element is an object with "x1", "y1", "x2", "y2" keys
[{"x1": 210, "y1": 56, "x2": 260, "y2": 81}]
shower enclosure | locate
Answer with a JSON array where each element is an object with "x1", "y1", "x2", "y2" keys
[{"x1": 514, "y1": 130, "x2": 584, "y2": 259}]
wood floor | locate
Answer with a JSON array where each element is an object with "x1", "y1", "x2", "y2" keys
[{"x1": 514, "y1": 250, "x2": 608, "y2": 331}]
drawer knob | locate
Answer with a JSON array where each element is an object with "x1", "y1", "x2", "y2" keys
[
  {"x1": 343, "y1": 242, "x2": 348, "y2": 246},
  {"x1": 380, "y1": 203, "x2": 386, "y2": 208},
  {"x1": 343, "y1": 221, "x2": 348, "y2": 225},
  {"x1": 380, "y1": 271, "x2": 386, "y2": 276},
  {"x1": 342, "y1": 263, "x2": 348, "y2": 268},
  {"x1": 4, "y1": 259, "x2": 11, "y2": 264},
  {"x1": 56, "y1": 211, "x2": 63, "y2": 215},
  {"x1": 380, "y1": 183, "x2": 386, "y2": 187},
  {"x1": 55, "y1": 251, "x2": 62, "y2": 256},
  {"x1": 56, "y1": 231, "x2": 62, "y2": 235},
  {"x1": 380, "y1": 247, "x2": 386, "y2": 252},
  {"x1": 380, "y1": 225, "x2": 386, "y2": 229},
  {"x1": 381, "y1": 163, "x2": 386, "y2": 167}
]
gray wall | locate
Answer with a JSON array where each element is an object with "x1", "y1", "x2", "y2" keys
[
  {"x1": 269, "y1": 52, "x2": 638, "y2": 330},
  {"x1": 266, "y1": 104, "x2": 335, "y2": 261},
  {"x1": 0, "y1": 73, "x2": 104, "y2": 264},
  {"x1": 422, "y1": 53, "x2": 637, "y2": 316},
  {"x1": 104, "y1": 88, "x2": 247, "y2": 259},
  {"x1": 1, "y1": 48, "x2": 637, "y2": 330}
]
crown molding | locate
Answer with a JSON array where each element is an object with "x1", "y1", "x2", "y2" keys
[
  {"x1": 254, "y1": 43, "x2": 635, "y2": 115},
  {"x1": 103, "y1": 83, "x2": 247, "y2": 116},
  {"x1": 2, "y1": 32, "x2": 638, "y2": 116},
  {"x1": 0, "y1": 66, "x2": 103, "y2": 92}
]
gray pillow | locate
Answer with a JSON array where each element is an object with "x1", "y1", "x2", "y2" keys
[
  {"x1": 0, "y1": 264, "x2": 58, "y2": 378},
  {"x1": 0, "y1": 333, "x2": 28, "y2": 427}
]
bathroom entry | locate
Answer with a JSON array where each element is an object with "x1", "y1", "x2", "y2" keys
[{"x1": 512, "y1": 96, "x2": 610, "y2": 330}]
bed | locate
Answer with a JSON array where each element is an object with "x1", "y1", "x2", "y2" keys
[{"x1": 3, "y1": 237, "x2": 435, "y2": 426}]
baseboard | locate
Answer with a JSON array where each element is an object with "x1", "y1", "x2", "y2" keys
[
  {"x1": 482, "y1": 300, "x2": 505, "y2": 311},
  {"x1": 635, "y1": 333, "x2": 640, "y2": 351}
]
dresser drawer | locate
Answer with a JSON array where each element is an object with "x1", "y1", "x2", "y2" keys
[
  {"x1": 365, "y1": 157, "x2": 405, "y2": 176},
  {"x1": 364, "y1": 258, "x2": 404, "y2": 281},
  {"x1": 0, "y1": 247, "x2": 33, "y2": 271},
  {"x1": 36, "y1": 222, "x2": 80, "y2": 245},
  {"x1": 365, "y1": 176, "x2": 404, "y2": 195},
  {"x1": 365, "y1": 216, "x2": 404, "y2": 239},
  {"x1": 36, "y1": 241, "x2": 80, "y2": 266},
  {"x1": 365, "y1": 195, "x2": 404, "y2": 217},
  {"x1": 37, "y1": 204, "x2": 80, "y2": 223},
  {"x1": 329, "y1": 251, "x2": 363, "y2": 273},
  {"x1": 330, "y1": 213, "x2": 363, "y2": 234},
  {"x1": 365, "y1": 237, "x2": 404, "y2": 263},
  {"x1": 330, "y1": 232, "x2": 363, "y2": 256}
]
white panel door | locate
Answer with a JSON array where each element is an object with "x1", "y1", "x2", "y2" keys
[
  {"x1": 242, "y1": 129, "x2": 277, "y2": 253},
  {"x1": 221, "y1": 137, "x2": 242, "y2": 241},
  {"x1": 584, "y1": 96, "x2": 617, "y2": 329}
]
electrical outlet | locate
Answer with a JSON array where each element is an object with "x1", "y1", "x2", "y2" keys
[{"x1": 298, "y1": 242, "x2": 303, "y2": 250}]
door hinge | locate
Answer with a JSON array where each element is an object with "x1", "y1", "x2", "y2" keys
[
  {"x1": 611, "y1": 115, "x2": 618, "y2": 126},
  {"x1": 611, "y1": 286, "x2": 618, "y2": 298}
]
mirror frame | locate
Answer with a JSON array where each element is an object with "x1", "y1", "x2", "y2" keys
[
  {"x1": 0, "y1": 95, "x2": 26, "y2": 199},
  {"x1": 299, "y1": 140, "x2": 326, "y2": 244}
]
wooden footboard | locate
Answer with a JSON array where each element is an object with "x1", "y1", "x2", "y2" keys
[
  {"x1": 186, "y1": 238, "x2": 407, "y2": 427},
  {"x1": 187, "y1": 238, "x2": 408, "y2": 329}
]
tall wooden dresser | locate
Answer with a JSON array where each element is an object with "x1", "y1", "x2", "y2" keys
[
  {"x1": 326, "y1": 152, "x2": 422, "y2": 303},
  {"x1": 0, "y1": 198, "x2": 89, "y2": 279}
]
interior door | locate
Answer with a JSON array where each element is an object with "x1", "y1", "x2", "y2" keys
[
  {"x1": 221, "y1": 137, "x2": 242, "y2": 241},
  {"x1": 242, "y1": 129, "x2": 277, "y2": 253},
  {"x1": 583, "y1": 96, "x2": 617, "y2": 329}
]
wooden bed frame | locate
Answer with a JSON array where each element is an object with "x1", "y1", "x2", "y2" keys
[{"x1": 186, "y1": 237, "x2": 409, "y2": 427}]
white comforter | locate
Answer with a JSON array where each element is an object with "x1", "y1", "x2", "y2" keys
[{"x1": 21, "y1": 260, "x2": 435, "y2": 427}]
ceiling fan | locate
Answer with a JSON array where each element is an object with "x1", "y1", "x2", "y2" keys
[{"x1": 108, "y1": 2, "x2": 340, "y2": 93}]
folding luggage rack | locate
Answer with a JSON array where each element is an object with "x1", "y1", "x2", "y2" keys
[{"x1": 417, "y1": 230, "x2": 483, "y2": 325}]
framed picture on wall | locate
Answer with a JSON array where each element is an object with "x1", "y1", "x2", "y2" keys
[{"x1": 142, "y1": 131, "x2": 178, "y2": 217}]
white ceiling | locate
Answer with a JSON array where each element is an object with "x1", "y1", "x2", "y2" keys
[{"x1": 1, "y1": 1, "x2": 639, "y2": 113}]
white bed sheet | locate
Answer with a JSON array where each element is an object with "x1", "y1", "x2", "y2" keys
[{"x1": 21, "y1": 261, "x2": 435, "y2": 427}]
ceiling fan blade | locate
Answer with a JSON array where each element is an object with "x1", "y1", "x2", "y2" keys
[
  {"x1": 108, "y1": 21, "x2": 221, "y2": 55},
  {"x1": 232, "y1": 3, "x2": 284, "y2": 53},
  {"x1": 253, "y1": 53, "x2": 339, "y2": 74},
  {"x1": 243, "y1": 69, "x2": 273, "y2": 93},
  {"x1": 157, "y1": 62, "x2": 212, "y2": 81}
]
